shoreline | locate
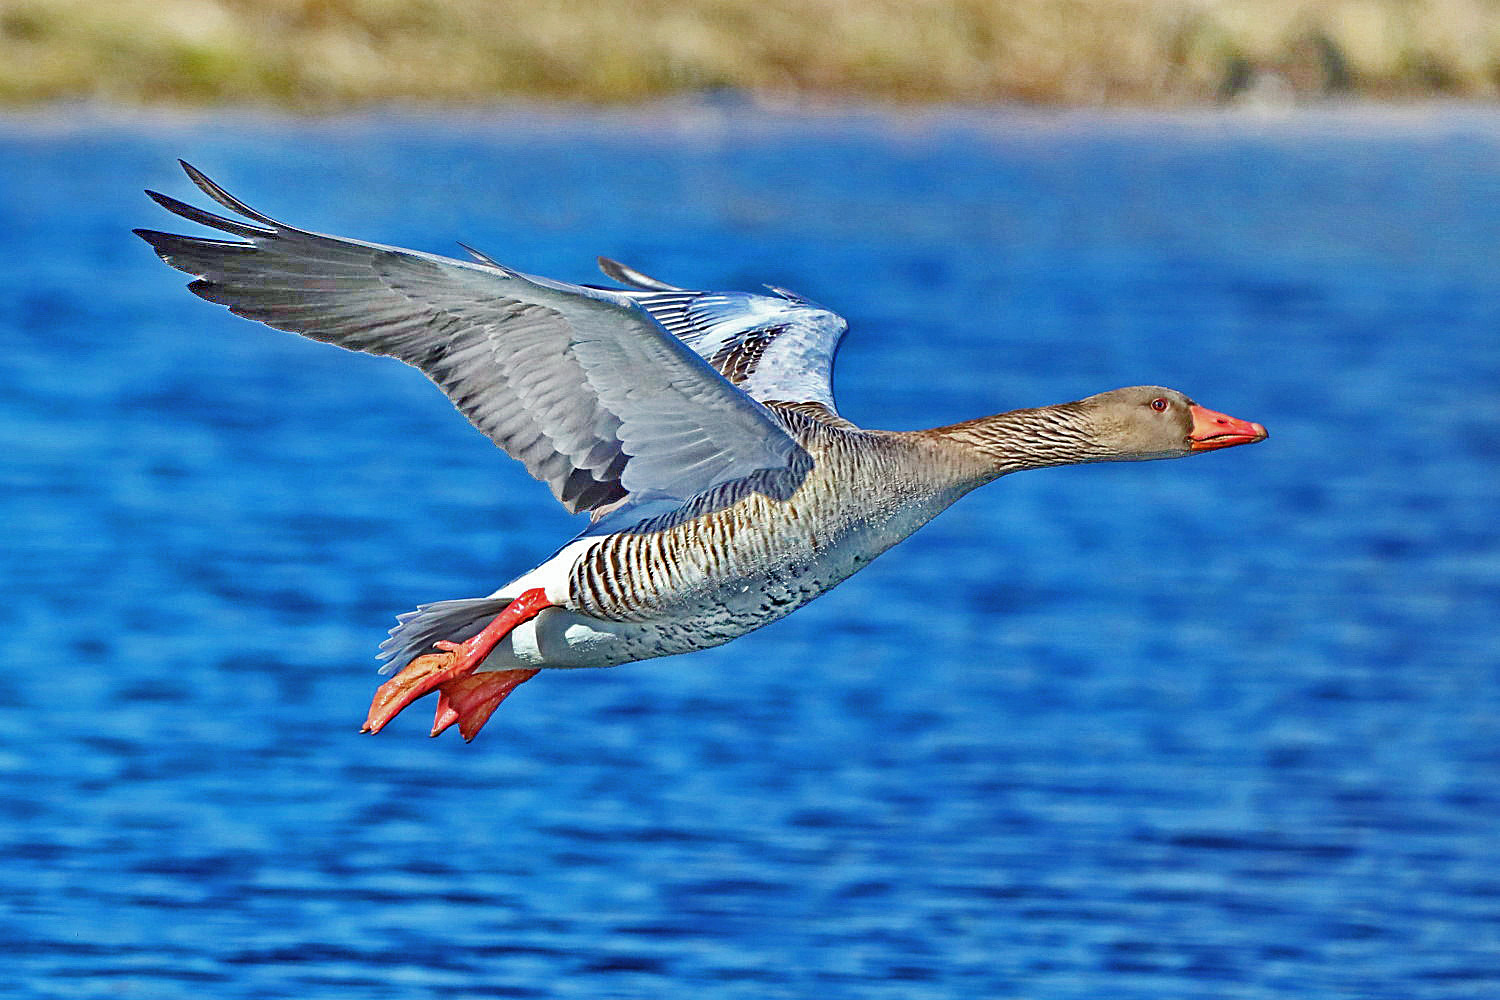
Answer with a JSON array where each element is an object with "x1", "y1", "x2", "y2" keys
[
  {"x1": 4, "y1": 1, "x2": 1498, "y2": 110},
  {"x1": 4, "y1": 94, "x2": 1498, "y2": 135}
]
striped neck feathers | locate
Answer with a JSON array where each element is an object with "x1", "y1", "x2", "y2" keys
[{"x1": 927, "y1": 400, "x2": 1126, "y2": 480}]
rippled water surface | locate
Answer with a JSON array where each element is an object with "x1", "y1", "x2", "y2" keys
[{"x1": 4, "y1": 104, "x2": 1499, "y2": 999}]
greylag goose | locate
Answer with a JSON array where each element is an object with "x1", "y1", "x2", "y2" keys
[{"x1": 136, "y1": 161, "x2": 1267, "y2": 741}]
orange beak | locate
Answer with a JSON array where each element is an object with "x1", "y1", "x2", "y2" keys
[{"x1": 1189, "y1": 404, "x2": 1268, "y2": 452}]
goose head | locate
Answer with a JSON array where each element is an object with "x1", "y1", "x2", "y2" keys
[{"x1": 1081, "y1": 386, "x2": 1268, "y2": 461}]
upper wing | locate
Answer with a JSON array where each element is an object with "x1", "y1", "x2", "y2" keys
[
  {"x1": 136, "y1": 161, "x2": 810, "y2": 515},
  {"x1": 597, "y1": 258, "x2": 849, "y2": 415}
]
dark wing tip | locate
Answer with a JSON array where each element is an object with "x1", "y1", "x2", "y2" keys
[
  {"x1": 175, "y1": 160, "x2": 282, "y2": 229},
  {"x1": 457, "y1": 241, "x2": 505, "y2": 268},
  {"x1": 456, "y1": 241, "x2": 521, "y2": 278},
  {"x1": 148, "y1": 188, "x2": 272, "y2": 238},
  {"x1": 597, "y1": 256, "x2": 684, "y2": 292},
  {"x1": 764, "y1": 284, "x2": 814, "y2": 306},
  {"x1": 133, "y1": 227, "x2": 182, "y2": 261}
]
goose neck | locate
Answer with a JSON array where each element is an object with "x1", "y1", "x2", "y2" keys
[{"x1": 925, "y1": 403, "x2": 1113, "y2": 480}]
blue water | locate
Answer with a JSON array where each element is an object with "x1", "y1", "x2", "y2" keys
[{"x1": 4, "y1": 103, "x2": 1499, "y2": 998}]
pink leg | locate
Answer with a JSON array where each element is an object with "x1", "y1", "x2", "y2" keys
[
  {"x1": 362, "y1": 587, "x2": 551, "y2": 735},
  {"x1": 431, "y1": 669, "x2": 540, "y2": 741}
]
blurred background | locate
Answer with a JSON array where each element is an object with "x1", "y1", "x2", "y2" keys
[
  {"x1": 2, "y1": 0, "x2": 1500, "y2": 106},
  {"x1": 3, "y1": 3, "x2": 1499, "y2": 999}
]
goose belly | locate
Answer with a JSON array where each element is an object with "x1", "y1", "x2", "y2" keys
[
  {"x1": 476, "y1": 440, "x2": 969, "y2": 672},
  {"x1": 479, "y1": 530, "x2": 891, "y2": 672},
  {"x1": 528, "y1": 484, "x2": 960, "y2": 667}
]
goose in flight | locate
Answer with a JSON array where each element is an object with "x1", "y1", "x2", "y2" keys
[{"x1": 137, "y1": 161, "x2": 1267, "y2": 741}]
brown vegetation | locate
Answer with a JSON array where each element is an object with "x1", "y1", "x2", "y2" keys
[{"x1": 1, "y1": 0, "x2": 1497, "y2": 106}]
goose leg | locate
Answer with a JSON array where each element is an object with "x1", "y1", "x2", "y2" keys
[{"x1": 361, "y1": 588, "x2": 552, "y2": 735}]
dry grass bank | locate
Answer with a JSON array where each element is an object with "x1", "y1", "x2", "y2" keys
[{"x1": 1, "y1": 0, "x2": 1497, "y2": 106}]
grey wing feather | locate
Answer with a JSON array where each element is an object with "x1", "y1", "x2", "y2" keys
[
  {"x1": 596, "y1": 257, "x2": 849, "y2": 413},
  {"x1": 137, "y1": 161, "x2": 810, "y2": 515},
  {"x1": 596, "y1": 256, "x2": 683, "y2": 292}
]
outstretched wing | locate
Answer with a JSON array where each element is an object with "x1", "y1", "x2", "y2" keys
[
  {"x1": 136, "y1": 161, "x2": 810, "y2": 515},
  {"x1": 598, "y1": 257, "x2": 849, "y2": 415}
]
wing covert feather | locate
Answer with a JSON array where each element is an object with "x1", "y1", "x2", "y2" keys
[{"x1": 597, "y1": 257, "x2": 850, "y2": 413}]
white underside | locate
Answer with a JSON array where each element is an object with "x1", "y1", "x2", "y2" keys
[
  {"x1": 489, "y1": 537, "x2": 601, "y2": 607},
  {"x1": 470, "y1": 609, "x2": 660, "y2": 670},
  {"x1": 475, "y1": 537, "x2": 667, "y2": 670}
]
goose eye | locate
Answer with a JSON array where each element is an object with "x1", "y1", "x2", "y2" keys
[{"x1": 1150, "y1": 397, "x2": 1169, "y2": 412}]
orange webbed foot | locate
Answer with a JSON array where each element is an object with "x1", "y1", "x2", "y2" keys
[
  {"x1": 430, "y1": 669, "x2": 540, "y2": 741},
  {"x1": 362, "y1": 588, "x2": 552, "y2": 736},
  {"x1": 362, "y1": 650, "x2": 465, "y2": 734}
]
